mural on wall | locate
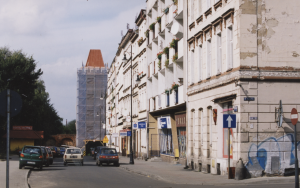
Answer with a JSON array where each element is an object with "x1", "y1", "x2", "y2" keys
[{"x1": 246, "y1": 133, "x2": 300, "y2": 175}]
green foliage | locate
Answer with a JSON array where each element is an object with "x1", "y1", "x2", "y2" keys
[
  {"x1": 149, "y1": 23, "x2": 155, "y2": 31},
  {"x1": 157, "y1": 51, "x2": 163, "y2": 60},
  {"x1": 170, "y1": 38, "x2": 179, "y2": 49},
  {"x1": 172, "y1": 53, "x2": 178, "y2": 62},
  {"x1": 63, "y1": 120, "x2": 76, "y2": 134},
  {"x1": 0, "y1": 47, "x2": 64, "y2": 157},
  {"x1": 158, "y1": 60, "x2": 161, "y2": 70},
  {"x1": 144, "y1": 30, "x2": 149, "y2": 37},
  {"x1": 157, "y1": 16, "x2": 161, "y2": 22},
  {"x1": 163, "y1": 47, "x2": 169, "y2": 55},
  {"x1": 165, "y1": 59, "x2": 169, "y2": 67}
]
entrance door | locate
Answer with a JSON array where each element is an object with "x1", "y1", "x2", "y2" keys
[{"x1": 122, "y1": 138, "x2": 126, "y2": 156}]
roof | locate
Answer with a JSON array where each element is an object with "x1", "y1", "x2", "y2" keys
[
  {"x1": 3, "y1": 130, "x2": 44, "y2": 139},
  {"x1": 85, "y1": 49, "x2": 105, "y2": 68}
]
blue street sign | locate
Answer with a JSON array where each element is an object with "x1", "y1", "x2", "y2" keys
[
  {"x1": 133, "y1": 123, "x2": 138, "y2": 129},
  {"x1": 223, "y1": 114, "x2": 236, "y2": 128},
  {"x1": 138, "y1": 121, "x2": 146, "y2": 129},
  {"x1": 160, "y1": 118, "x2": 168, "y2": 129},
  {"x1": 127, "y1": 131, "x2": 132, "y2": 136}
]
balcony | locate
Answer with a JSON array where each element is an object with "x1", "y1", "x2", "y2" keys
[
  {"x1": 160, "y1": 14, "x2": 166, "y2": 34},
  {"x1": 175, "y1": 0, "x2": 184, "y2": 20},
  {"x1": 166, "y1": 5, "x2": 175, "y2": 29},
  {"x1": 177, "y1": 38, "x2": 184, "y2": 62},
  {"x1": 169, "y1": 48, "x2": 175, "y2": 67},
  {"x1": 154, "y1": 22, "x2": 159, "y2": 41}
]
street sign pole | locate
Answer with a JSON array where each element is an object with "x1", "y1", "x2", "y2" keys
[
  {"x1": 228, "y1": 127, "x2": 230, "y2": 179},
  {"x1": 6, "y1": 89, "x2": 10, "y2": 188},
  {"x1": 223, "y1": 114, "x2": 236, "y2": 179},
  {"x1": 291, "y1": 108, "x2": 299, "y2": 188}
]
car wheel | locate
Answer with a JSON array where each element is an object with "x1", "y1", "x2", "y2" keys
[
  {"x1": 93, "y1": 156, "x2": 96, "y2": 160},
  {"x1": 19, "y1": 163, "x2": 22, "y2": 169},
  {"x1": 50, "y1": 160, "x2": 53, "y2": 165},
  {"x1": 46, "y1": 161, "x2": 49, "y2": 167},
  {"x1": 96, "y1": 161, "x2": 98, "y2": 166},
  {"x1": 115, "y1": 163, "x2": 120, "y2": 167},
  {"x1": 81, "y1": 161, "x2": 84, "y2": 166},
  {"x1": 39, "y1": 165, "x2": 43, "y2": 170},
  {"x1": 64, "y1": 162, "x2": 67, "y2": 166}
]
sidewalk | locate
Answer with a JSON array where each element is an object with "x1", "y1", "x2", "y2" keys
[
  {"x1": 119, "y1": 156, "x2": 296, "y2": 186},
  {"x1": 0, "y1": 155, "x2": 29, "y2": 188}
]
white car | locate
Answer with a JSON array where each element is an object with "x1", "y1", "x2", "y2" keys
[{"x1": 63, "y1": 148, "x2": 83, "y2": 166}]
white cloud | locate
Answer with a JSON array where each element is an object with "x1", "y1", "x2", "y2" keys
[{"x1": 0, "y1": 0, "x2": 146, "y2": 121}]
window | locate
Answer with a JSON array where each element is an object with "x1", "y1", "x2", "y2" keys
[
  {"x1": 227, "y1": 26, "x2": 233, "y2": 70},
  {"x1": 207, "y1": 39, "x2": 211, "y2": 78},
  {"x1": 190, "y1": 50, "x2": 194, "y2": 84},
  {"x1": 198, "y1": 45, "x2": 202, "y2": 81},
  {"x1": 217, "y1": 33, "x2": 222, "y2": 74}
]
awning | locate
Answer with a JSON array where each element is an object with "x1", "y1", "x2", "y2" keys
[{"x1": 212, "y1": 94, "x2": 236, "y2": 103}]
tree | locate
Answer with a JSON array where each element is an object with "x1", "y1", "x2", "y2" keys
[
  {"x1": 0, "y1": 47, "x2": 64, "y2": 157},
  {"x1": 64, "y1": 120, "x2": 76, "y2": 134}
]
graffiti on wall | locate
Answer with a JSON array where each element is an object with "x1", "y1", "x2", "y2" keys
[{"x1": 246, "y1": 133, "x2": 300, "y2": 175}]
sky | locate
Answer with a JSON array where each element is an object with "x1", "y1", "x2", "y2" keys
[{"x1": 0, "y1": 0, "x2": 146, "y2": 123}]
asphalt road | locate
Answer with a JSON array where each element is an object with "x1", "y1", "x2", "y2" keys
[{"x1": 28, "y1": 156, "x2": 295, "y2": 188}]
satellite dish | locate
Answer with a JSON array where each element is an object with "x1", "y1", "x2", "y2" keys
[{"x1": 170, "y1": 21, "x2": 183, "y2": 38}]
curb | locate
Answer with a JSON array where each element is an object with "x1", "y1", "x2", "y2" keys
[
  {"x1": 26, "y1": 169, "x2": 31, "y2": 188},
  {"x1": 121, "y1": 166, "x2": 296, "y2": 186}
]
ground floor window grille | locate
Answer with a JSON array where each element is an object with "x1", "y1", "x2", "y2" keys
[
  {"x1": 177, "y1": 127, "x2": 186, "y2": 158},
  {"x1": 159, "y1": 129, "x2": 174, "y2": 156}
]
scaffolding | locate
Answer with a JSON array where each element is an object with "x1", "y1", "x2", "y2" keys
[{"x1": 76, "y1": 66, "x2": 107, "y2": 148}]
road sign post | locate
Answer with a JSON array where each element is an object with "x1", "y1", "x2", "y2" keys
[
  {"x1": 291, "y1": 108, "x2": 299, "y2": 188},
  {"x1": 223, "y1": 114, "x2": 236, "y2": 179}
]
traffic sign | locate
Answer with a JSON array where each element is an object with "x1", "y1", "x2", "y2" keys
[
  {"x1": 223, "y1": 114, "x2": 236, "y2": 128},
  {"x1": 291, "y1": 108, "x2": 298, "y2": 126},
  {"x1": 103, "y1": 135, "x2": 109, "y2": 143}
]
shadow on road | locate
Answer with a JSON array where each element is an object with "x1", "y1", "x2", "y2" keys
[{"x1": 31, "y1": 168, "x2": 66, "y2": 171}]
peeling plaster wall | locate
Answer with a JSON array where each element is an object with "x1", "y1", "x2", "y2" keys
[{"x1": 239, "y1": 0, "x2": 300, "y2": 68}]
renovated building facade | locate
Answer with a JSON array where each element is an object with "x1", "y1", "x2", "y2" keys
[
  {"x1": 186, "y1": 0, "x2": 300, "y2": 177},
  {"x1": 146, "y1": 0, "x2": 188, "y2": 164}
]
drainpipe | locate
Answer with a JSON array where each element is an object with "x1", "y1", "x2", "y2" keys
[{"x1": 185, "y1": 0, "x2": 189, "y2": 169}]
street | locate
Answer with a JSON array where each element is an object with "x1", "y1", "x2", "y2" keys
[{"x1": 27, "y1": 156, "x2": 295, "y2": 188}]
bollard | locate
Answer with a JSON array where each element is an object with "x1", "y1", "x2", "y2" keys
[{"x1": 235, "y1": 158, "x2": 244, "y2": 180}]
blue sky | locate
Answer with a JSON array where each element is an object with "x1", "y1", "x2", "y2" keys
[{"x1": 0, "y1": 0, "x2": 146, "y2": 122}]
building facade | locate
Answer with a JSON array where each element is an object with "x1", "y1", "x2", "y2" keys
[
  {"x1": 107, "y1": 9, "x2": 148, "y2": 158},
  {"x1": 186, "y1": 0, "x2": 300, "y2": 177},
  {"x1": 146, "y1": 0, "x2": 188, "y2": 164}
]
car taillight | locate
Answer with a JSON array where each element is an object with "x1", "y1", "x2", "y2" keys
[
  {"x1": 39, "y1": 155, "x2": 43, "y2": 159},
  {"x1": 20, "y1": 153, "x2": 24, "y2": 158},
  {"x1": 64, "y1": 155, "x2": 66, "y2": 158},
  {"x1": 81, "y1": 155, "x2": 83, "y2": 158},
  {"x1": 114, "y1": 156, "x2": 119, "y2": 159},
  {"x1": 46, "y1": 154, "x2": 49, "y2": 159},
  {"x1": 100, "y1": 155, "x2": 105, "y2": 158}
]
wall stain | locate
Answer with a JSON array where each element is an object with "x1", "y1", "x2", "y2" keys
[
  {"x1": 241, "y1": 52, "x2": 257, "y2": 60},
  {"x1": 240, "y1": 0, "x2": 256, "y2": 14},
  {"x1": 292, "y1": 51, "x2": 299, "y2": 57}
]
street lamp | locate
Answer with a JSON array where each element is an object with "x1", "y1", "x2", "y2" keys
[{"x1": 122, "y1": 49, "x2": 141, "y2": 165}]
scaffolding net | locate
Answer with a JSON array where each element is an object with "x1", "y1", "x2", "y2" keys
[{"x1": 76, "y1": 66, "x2": 107, "y2": 148}]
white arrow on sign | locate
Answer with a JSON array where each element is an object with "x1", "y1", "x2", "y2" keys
[{"x1": 227, "y1": 115, "x2": 233, "y2": 128}]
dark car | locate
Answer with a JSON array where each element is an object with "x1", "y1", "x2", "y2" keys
[
  {"x1": 60, "y1": 147, "x2": 65, "y2": 156},
  {"x1": 19, "y1": 146, "x2": 44, "y2": 170},
  {"x1": 45, "y1": 147, "x2": 54, "y2": 165},
  {"x1": 47, "y1": 146, "x2": 60, "y2": 157},
  {"x1": 38, "y1": 146, "x2": 50, "y2": 167},
  {"x1": 94, "y1": 146, "x2": 108, "y2": 160},
  {"x1": 96, "y1": 148, "x2": 119, "y2": 167}
]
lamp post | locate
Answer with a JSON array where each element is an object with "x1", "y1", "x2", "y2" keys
[{"x1": 122, "y1": 45, "x2": 141, "y2": 165}]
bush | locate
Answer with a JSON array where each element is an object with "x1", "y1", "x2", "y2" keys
[{"x1": 149, "y1": 23, "x2": 155, "y2": 30}]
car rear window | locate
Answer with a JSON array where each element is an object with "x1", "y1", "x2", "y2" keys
[
  {"x1": 66, "y1": 149, "x2": 81, "y2": 154},
  {"x1": 23, "y1": 147, "x2": 40, "y2": 154},
  {"x1": 101, "y1": 149, "x2": 117, "y2": 154},
  {"x1": 60, "y1": 147, "x2": 65, "y2": 150}
]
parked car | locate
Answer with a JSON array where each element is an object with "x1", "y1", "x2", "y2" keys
[
  {"x1": 60, "y1": 147, "x2": 65, "y2": 156},
  {"x1": 94, "y1": 146, "x2": 107, "y2": 160},
  {"x1": 45, "y1": 147, "x2": 54, "y2": 165},
  {"x1": 63, "y1": 148, "x2": 83, "y2": 166},
  {"x1": 19, "y1": 146, "x2": 44, "y2": 170},
  {"x1": 49, "y1": 146, "x2": 61, "y2": 157},
  {"x1": 96, "y1": 148, "x2": 119, "y2": 167},
  {"x1": 37, "y1": 146, "x2": 50, "y2": 167}
]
